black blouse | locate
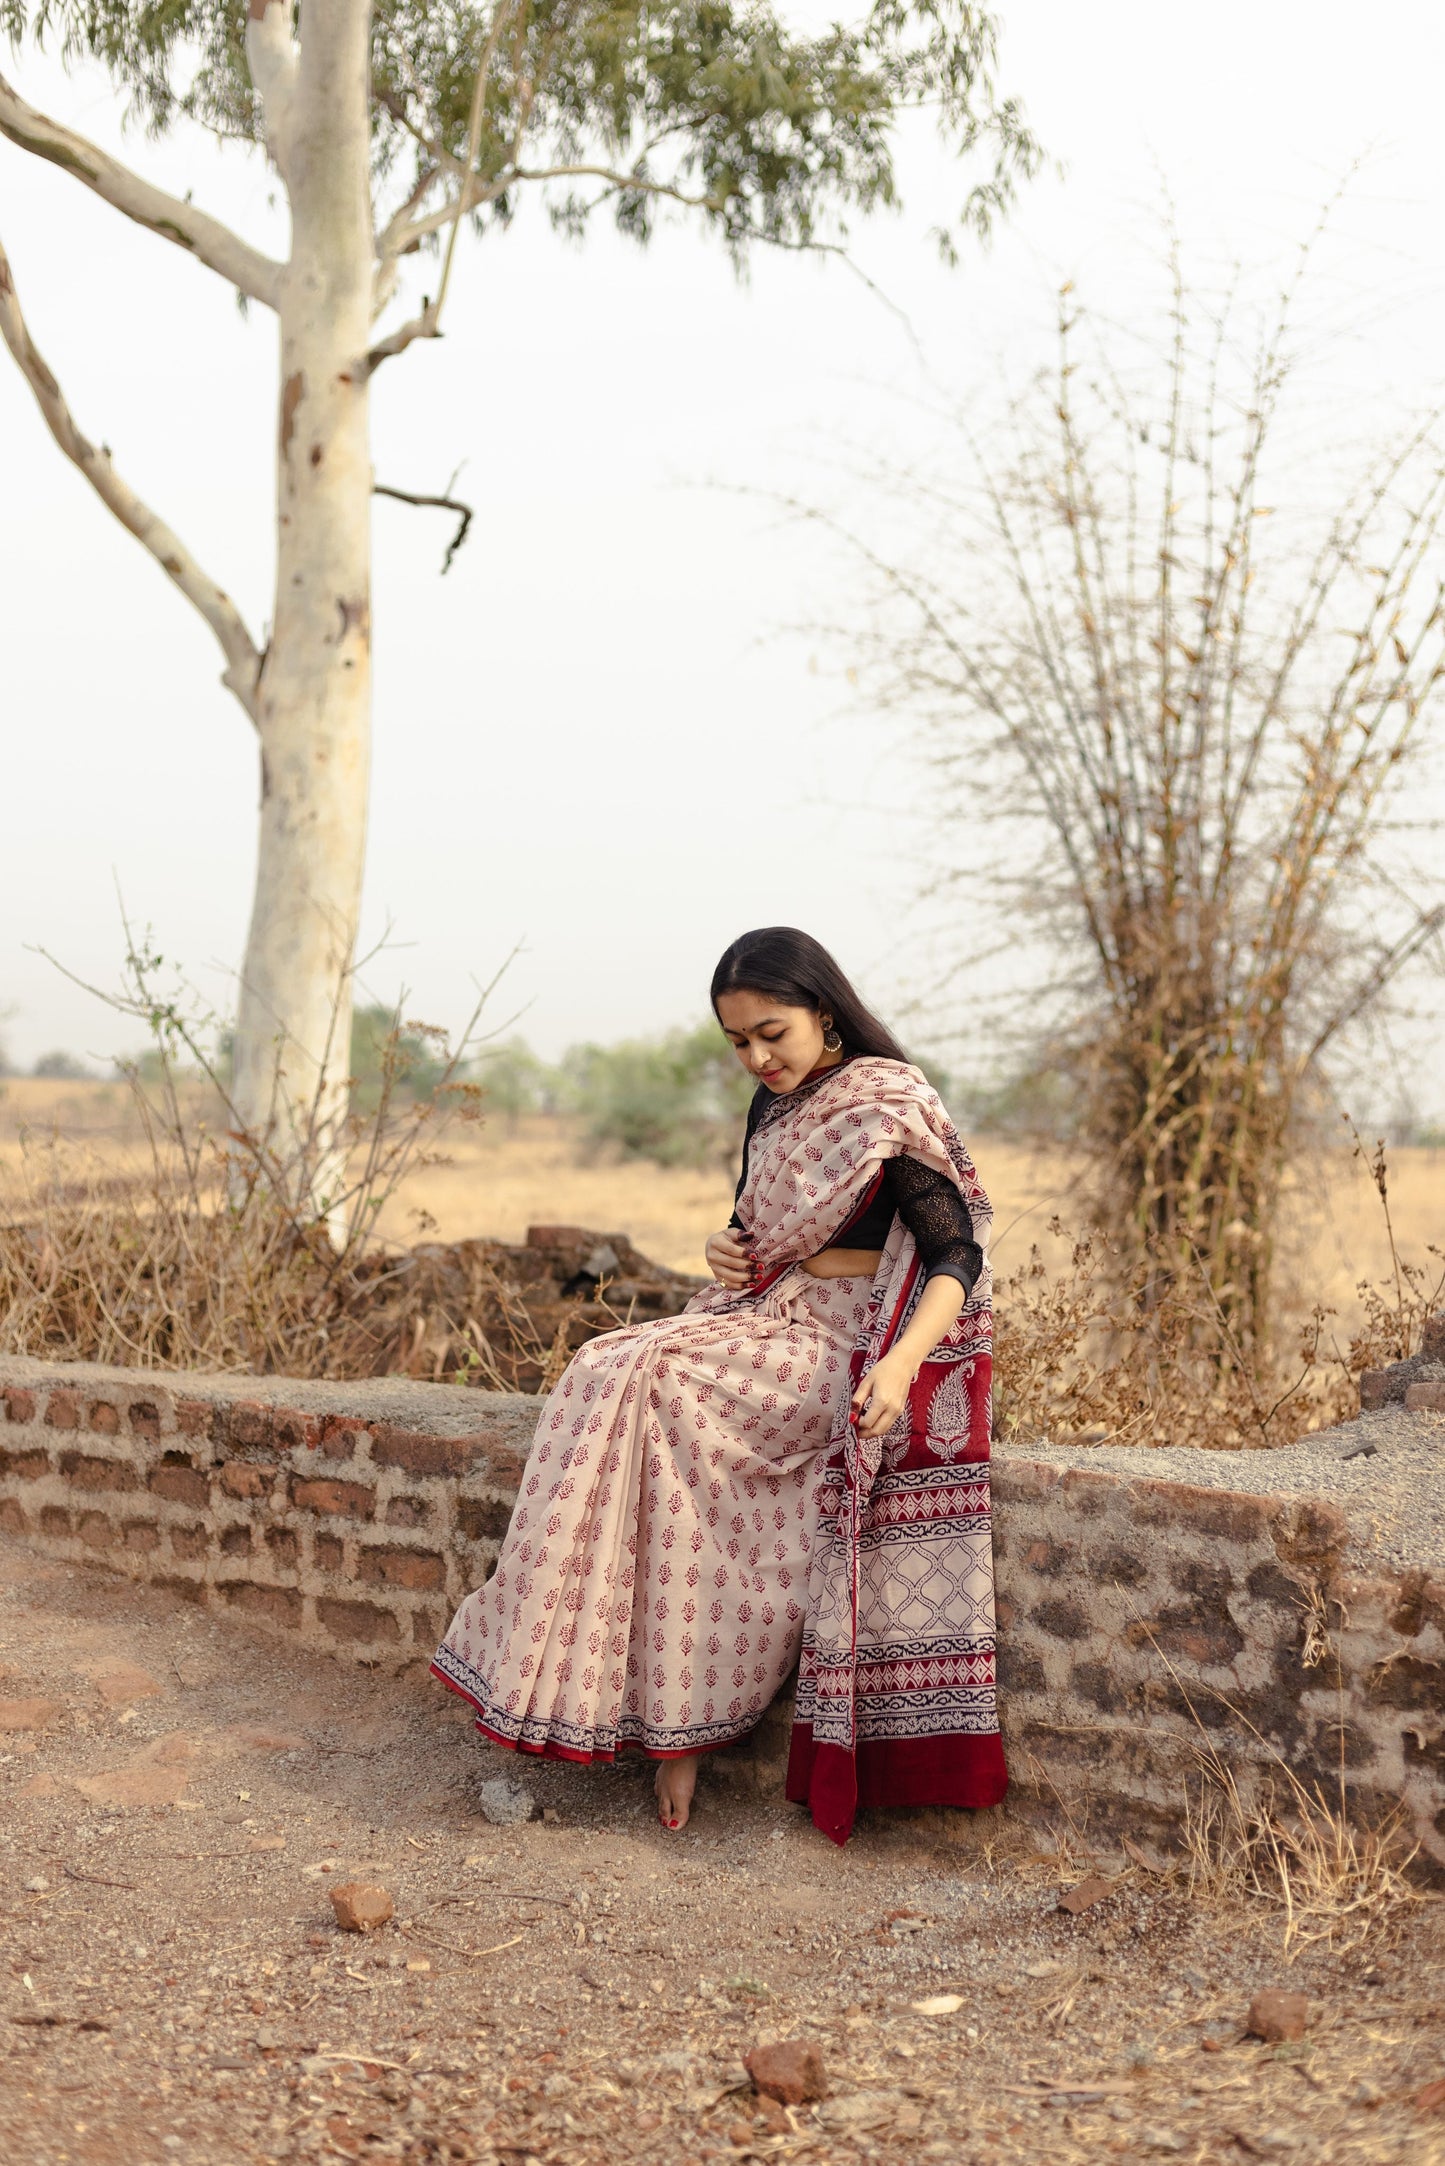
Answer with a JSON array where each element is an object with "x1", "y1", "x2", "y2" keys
[{"x1": 729, "y1": 1081, "x2": 982, "y2": 1297}]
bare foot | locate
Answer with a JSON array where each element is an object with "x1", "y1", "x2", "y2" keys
[{"x1": 654, "y1": 1754, "x2": 700, "y2": 1830}]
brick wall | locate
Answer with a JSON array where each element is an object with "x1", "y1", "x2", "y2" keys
[
  {"x1": 0, "y1": 1357, "x2": 535, "y2": 1666},
  {"x1": 1, "y1": 1355, "x2": 1439, "y2": 1873},
  {"x1": 989, "y1": 1459, "x2": 1443, "y2": 1876}
]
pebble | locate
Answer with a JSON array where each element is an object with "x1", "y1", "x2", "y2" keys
[
  {"x1": 478, "y1": 1776, "x2": 536, "y2": 1826},
  {"x1": 1246, "y1": 1990, "x2": 1308, "y2": 2044},
  {"x1": 1058, "y1": 1876, "x2": 1114, "y2": 1916},
  {"x1": 745, "y1": 2038, "x2": 827, "y2": 2106},
  {"x1": 329, "y1": 1882, "x2": 396, "y2": 1933}
]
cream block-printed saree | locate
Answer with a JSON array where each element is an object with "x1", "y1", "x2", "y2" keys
[{"x1": 432, "y1": 1058, "x2": 1006, "y2": 1844}]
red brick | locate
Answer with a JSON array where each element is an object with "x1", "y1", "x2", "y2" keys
[
  {"x1": 313, "y1": 1533, "x2": 345, "y2": 1572},
  {"x1": 124, "y1": 1521, "x2": 161, "y2": 1553},
  {"x1": 219, "y1": 1525, "x2": 251, "y2": 1558},
  {"x1": 991, "y1": 1461, "x2": 1062, "y2": 1502},
  {"x1": 228, "y1": 1401, "x2": 274, "y2": 1450},
  {"x1": 1273, "y1": 1499, "x2": 1349, "y2": 1572},
  {"x1": 0, "y1": 1447, "x2": 50, "y2": 1482},
  {"x1": 39, "y1": 1505, "x2": 72, "y2": 1535},
  {"x1": 78, "y1": 1511, "x2": 117, "y2": 1550},
  {"x1": 87, "y1": 1400, "x2": 121, "y2": 1435},
  {"x1": 409, "y1": 1607, "x2": 446, "y2": 1645},
  {"x1": 1059, "y1": 1467, "x2": 1122, "y2": 1512},
  {"x1": 218, "y1": 1461, "x2": 269, "y2": 1500},
  {"x1": 317, "y1": 1597, "x2": 402, "y2": 1644},
  {"x1": 175, "y1": 1399, "x2": 211, "y2": 1439},
  {"x1": 273, "y1": 1407, "x2": 321, "y2": 1451},
  {"x1": 527, "y1": 1223, "x2": 593, "y2": 1247},
  {"x1": 291, "y1": 1476, "x2": 374, "y2": 1519},
  {"x1": 44, "y1": 1390, "x2": 81, "y2": 1431},
  {"x1": 152, "y1": 1574, "x2": 205, "y2": 1604},
  {"x1": 170, "y1": 1523, "x2": 208, "y2": 1562},
  {"x1": 370, "y1": 1426, "x2": 507, "y2": 1479},
  {"x1": 59, "y1": 1452, "x2": 140, "y2": 1494},
  {"x1": 319, "y1": 1415, "x2": 370, "y2": 1461},
  {"x1": 221, "y1": 1581, "x2": 303, "y2": 1629},
  {"x1": 1129, "y1": 1480, "x2": 1271, "y2": 1542},
  {"x1": 457, "y1": 1495, "x2": 513, "y2": 1542},
  {"x1": 127, "y1": 1400, "x2": 162, "y2": 1441},
  {"x1": 0, "y1": 1498, "x2": 27, "y2": 1534},
  {"x1": 266, "y1": 1526, "x2": 299, "y2": 1567},
  {"x1": 2, "y1": 1389, "x2": 36, "y2": 1425},
  {"x1": 147, "y1": 1464, "x2": 210, "y2": 1509},
  {"x1": 358, "y1": 1544, "x2": 446, "y2": 1592},
  {"x1": 385, "y1": 1494, "x2": 432, "y2": 1528},
  {"x1": 1023, "y1": 1538, "x2": 1078, "y2": 1575}
]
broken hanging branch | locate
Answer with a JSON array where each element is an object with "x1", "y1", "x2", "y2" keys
[{"x1": 373, "y1": 473, "x2": 473, "y2": 574}]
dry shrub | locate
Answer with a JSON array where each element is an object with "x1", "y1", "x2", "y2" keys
[
  {"x1": 0, "y1": 959, "x2": 605, "y2": 1390},
  {"x1": 847, "y1": 233, "x2": 1445, "y2": 1373},
  {"x1": 995, "y1": 1143, "x2": 1444, "y2": 1449},
  {"x1": 0, "y1": 1129, "x2": 658, "y2": 1394},
  {"x1": 1181, "y1": 1746, "x2": 1421, "y2": 1954}
]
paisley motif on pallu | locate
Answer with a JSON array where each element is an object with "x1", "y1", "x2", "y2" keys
[
  {"x1": 430, "y1": 1057, "x2": 1006, "y2": 1843},
  {"x1": 785, "y1": 1226, "x2": 1005, "y2": 1844}
]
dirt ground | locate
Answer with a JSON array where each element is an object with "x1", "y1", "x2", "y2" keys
[{"x1": 1, "y1": 1534, "x2": 1441, "y2": 2166}]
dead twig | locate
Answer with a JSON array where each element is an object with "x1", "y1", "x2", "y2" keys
[
  {"x1": 61, "y1": 1863, "x2": 137, "y2": 1890},
  {"x1": 373, "y1": 475, "x2": 473, "y2": 573}
]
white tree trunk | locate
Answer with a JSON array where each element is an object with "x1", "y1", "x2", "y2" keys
[{"x1": 234, "y1": 0, "x2": 375, "y2": 1223}]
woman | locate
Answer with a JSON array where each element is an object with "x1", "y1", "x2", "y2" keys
[{"x1": 432, "y1": 928, "x2": 1006, "y2": 1845}]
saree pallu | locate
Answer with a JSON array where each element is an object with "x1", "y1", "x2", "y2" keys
[{"x1": 431, "y1": 1057, "x2": 1007, "y2": 1845}]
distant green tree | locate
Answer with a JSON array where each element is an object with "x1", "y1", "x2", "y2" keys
[
  {"x1": 349, "y1": 1003, "x2": 449, "y2": 1112},
  {"x1": 562, "y1": 1019, "x2": 755, "y2": 1168},
  {"x1": 33, "y1": 1050, "x2": 94, "y2": 1080},
  {"x1": 472, "y1": 1035, "x2": 560, "y2": 1123}
]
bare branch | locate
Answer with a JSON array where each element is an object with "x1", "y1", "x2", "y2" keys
[
  {"x1": 364, "y1": 301, "x2": 441, "y2": 375},
  {"x1": 374, "y1": 478, "x2": 474, "y2": 574},
  {"x1": 245, "y1": 0, "x2": 300, "y2": 180},
  {"x1": 373, "y1": 162, "x2": 444, "y2": 319},
  {"x1": 0, "y1": 66, "x2": 282, "y2": 309},
  {"x1": 0, "y1": 234, "x2": 262, "y2": 723}
]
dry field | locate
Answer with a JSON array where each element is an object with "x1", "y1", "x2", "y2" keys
[{"x1": 1, "y1": 1078, "x2": 1440, "y2": 1341}]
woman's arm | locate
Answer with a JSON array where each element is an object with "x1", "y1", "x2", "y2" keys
[{"x1": 851, "y1": 1266, "x2": 967, "y2": 1440}]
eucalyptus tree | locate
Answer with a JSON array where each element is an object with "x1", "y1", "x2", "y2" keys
[{"x1": 0, "y1": 0, "x2": 1037, "y2": 1216}]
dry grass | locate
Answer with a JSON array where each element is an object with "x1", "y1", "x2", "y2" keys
[
  {"x1": 1181, "y1": 1751, "x2": 1423, "y2": 1957},
  {"x1": 1, "y1": 1079, "x2": 1440, "y2": 1433},
  {"x1": 5, "y1": 1076, "x2": 1440, "y2": 1296}
]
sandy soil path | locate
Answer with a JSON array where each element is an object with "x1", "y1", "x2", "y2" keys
[{"x1": 0, "y1": 1536, "x2": 1440, "y2": 2166}]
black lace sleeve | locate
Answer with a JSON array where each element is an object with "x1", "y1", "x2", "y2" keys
[
  {"x1": 883, "y1": 1155, "x2": 982, "y2": 1297},
  {"x1": 728, "y1": 1088, "x2": 769, "y2": 1227}
]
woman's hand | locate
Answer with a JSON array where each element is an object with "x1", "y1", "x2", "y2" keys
[
  {"x1": 705, "y1": 1227, "x2": 756, "y2": 1290},
  {"x1": 852, "y1": 1347, "x2": 917, "y2": 1439}
]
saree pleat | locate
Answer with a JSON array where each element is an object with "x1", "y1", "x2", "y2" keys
[{"x1": 432, "y1": 1057, "x2": 1007, "y2": 1842}]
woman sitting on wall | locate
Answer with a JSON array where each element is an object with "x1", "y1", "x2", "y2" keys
[{"x1": 432, "y1": 927, "x2": 1005, "y2": 1845}]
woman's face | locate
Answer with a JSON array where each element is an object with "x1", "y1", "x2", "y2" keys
[{"x1": 715, "y1": 989, "x2": 837, "y2": 1094}]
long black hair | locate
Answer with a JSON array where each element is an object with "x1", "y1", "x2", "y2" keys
[{"x1": 710, "y1": 927, "x2": 910, "y2": 1065}]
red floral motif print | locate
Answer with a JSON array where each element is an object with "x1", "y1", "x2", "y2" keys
[{"x1": 430, "y1": 1055, "x2": 997, "y2": 1783}]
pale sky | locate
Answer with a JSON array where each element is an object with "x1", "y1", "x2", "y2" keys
[{"x1": 3, "y1": 2, "x2": 1444, "y2": 1103}]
